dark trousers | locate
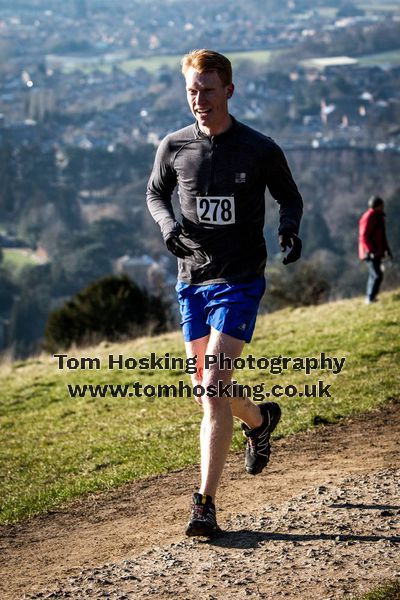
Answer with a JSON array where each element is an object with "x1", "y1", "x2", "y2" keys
[{"x1": 366, "y1": 257, "x2": 383, "y2": 301}]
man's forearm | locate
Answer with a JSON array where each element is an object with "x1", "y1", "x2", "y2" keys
[
  {"x1": 146, "y1": 189, "x2": 177, "y2": 240},
  {"x1": 146, "y1": 135, "x2": 178, "y2": 240},
  {"x1": 278, "y1": 200, "x2": 303, "y2": 235},
  {"x1": 267, "y1": 144, "x2": 303, "y2": 235}
]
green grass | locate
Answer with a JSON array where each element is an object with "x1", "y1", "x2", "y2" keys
[
  {"x1": 301, "y1": 49, "x2": 400, "y2": 71},
  {"x1": 66, "y1": 48, "x2": 282, "y2": 75},
  {"x1": 358, "y1": 49, "x2": 400, "y2": 67},
  {"x1": 316, "y1": 7, "x2": 338, "y2": 18},
  {"x1": 0, "y1": 290, "x2": 399, "y2": 524},
  {"x1": 2, "y1": 248, "x2": 42, "y2": 275},
  {"x1": 120, "y1": 54, "x2": 182, "y2": 74},
  {"x1": 347, "y1": 579, "x2": 400, "y2": 600},
  {"x1": 226, "y1": 49, "x2": 279, "y2": 65},
  {"x1": 120, "y1": 49, "x2": 279, "y2": 73},
  {"x1": 357, "y1": 2, "x2": 400, "y2": 14}
]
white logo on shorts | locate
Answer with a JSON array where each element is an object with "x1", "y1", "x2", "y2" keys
[{"x1": 238, "y1": 322, "x2": 247, "y2": 331}]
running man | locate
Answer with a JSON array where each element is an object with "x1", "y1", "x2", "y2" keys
[{"x1": 147, "y1": 49, "x2": 303, "y2": 537}]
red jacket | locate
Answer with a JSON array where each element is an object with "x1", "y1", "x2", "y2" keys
[{"x1": 358, "y1": 208, "x2": 389, "y2": 260}]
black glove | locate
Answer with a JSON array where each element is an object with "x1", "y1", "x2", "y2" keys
[
  {"x1": 164, "y1": 223, "x2": 194, "y2": 259},
  {"x1": 279, "y1": 232, "x2": 302, "y2": 265}
]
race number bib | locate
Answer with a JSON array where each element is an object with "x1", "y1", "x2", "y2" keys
[{"x1": 196, "y1": 196, "x2": 235, "y2": 225}]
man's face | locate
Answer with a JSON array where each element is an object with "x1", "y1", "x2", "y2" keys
[{"x1": 185, "y1": 67, "x2": 234, "y2": 134}]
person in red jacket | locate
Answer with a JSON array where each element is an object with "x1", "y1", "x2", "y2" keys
[{"x1": 359, "y1": 196, "x2": 392, "y2": 304}]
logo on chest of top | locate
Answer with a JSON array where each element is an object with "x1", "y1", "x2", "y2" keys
[{"x1": 235, "y1": 172, "x2": 246, "y2": 184}]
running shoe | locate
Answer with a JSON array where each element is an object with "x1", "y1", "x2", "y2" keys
[
  {"x1": 242, "y1": 402, "x2": 281, "y2": 475},
  {"x1": 185, "y1": 492, "x2": 222, "y2": 537}
]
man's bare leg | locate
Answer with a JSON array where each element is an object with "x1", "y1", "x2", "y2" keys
[
  {"x1": 197, "y1": 329, "x2": 240, "y2": 500},
  {"x1": 198, "y1": 397, "x2": 233, "y2": 501},
  {"x1": 185, "y1": 335, "x2": 262, "y2": 427},
  {"x1": 184, "y1": 335, "x2": 209, "y2": 404},
  {"x1": 185, "y1": 328, "x2": 263, "y2": 501},
  {"x1": 229, "y1": 394, "x2": 263, "y2": 428}
]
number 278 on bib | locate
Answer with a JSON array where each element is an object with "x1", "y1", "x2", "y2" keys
[{"x1": 196, "y1": 196, "x2": 236, "y2": 225}]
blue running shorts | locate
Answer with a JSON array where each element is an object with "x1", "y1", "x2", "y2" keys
[{"x1": 175, "y1": 277, "x2": 266, "y2": 343}]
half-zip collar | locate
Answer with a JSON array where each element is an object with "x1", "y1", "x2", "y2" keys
[{"x1": 194, "y1": 115, "x2": 238, "y2": 142}]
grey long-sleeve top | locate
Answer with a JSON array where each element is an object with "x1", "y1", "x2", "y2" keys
[{"x1": 147, "y1": 116, "x2": 303, "y2": 284}]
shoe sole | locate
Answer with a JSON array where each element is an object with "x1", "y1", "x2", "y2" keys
[
  {"x1": 245, "y1": 402, "x2": 281, "y2": 475},
  {"x1": 185, "y1": 522, "x2": 222, "y2": 537}
]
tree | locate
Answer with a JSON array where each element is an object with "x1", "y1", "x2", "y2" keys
[
  {"x1": 0, "y1": 144, "x2": 16, "y2": 218},
  {"x1": 0, "y1": 267, "x2": 17, "y2": 314},
  {"x1": 8, "y1": 292, "x2": 49, "y2": 358},
  {"x1": 44, "y1": 274, "x2": 170, "y2": 351},
  {"x1": 385, "y1": 189, "x2": 400, "y2": 258},
  {"x1": 301, "y1": 208, "x2": 336, "y2": 258},
  {"x1": 53, "y1": 240, "x2": 112, "y2": 294},
  {"x1": 88, "y1": 218, "x2": 138, "y2": 259},
  {"x1": 337, "y1": 3, "x2": 365, "y2": 18},
  {"x1": 264, "y1": 260, "x2": 331, "y2": 311}
]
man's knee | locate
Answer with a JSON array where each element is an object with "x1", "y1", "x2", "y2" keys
[
  {"x1": 202, "y1": 367, "x2": 232, "y2": 390},
  {"x1": 372, "y1": 271, "x2": 383, "y2": 286},
  {"x1": 201, "y1": 372, "x2": 235, "y2": 413},
  {"x1": 190, "y1": 366, "x2": 204, "y2": 386},
  {"x1": 201, "y1": 392, "x2": 232, "y2": 415}
]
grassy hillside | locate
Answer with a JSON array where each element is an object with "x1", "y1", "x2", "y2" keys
[
  {"x1": 2, "y1": 248, "x2": 43, "y2": 274},
  {"x1": 358, "y1": 49, "x2": 400, "y2": 67},
  {"x1": 0, "y1": 290, "x2": 399, "y2": 525},
  {"x1": 352, "y1": 579, "x2": 400, "y2": 600},
  {"x1": 72, "y1": 48, "x2": 281, "y2": 75}
]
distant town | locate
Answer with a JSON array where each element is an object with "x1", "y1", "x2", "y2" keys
[{"x1": 0, "y1": 0, "x2": 399, "y2": 153}]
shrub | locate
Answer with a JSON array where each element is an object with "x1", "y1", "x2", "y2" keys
[
  {"x1": 264, "y1": 260, "x2": 331, "y2": 311},
  {"x1": 44, "y1": 274, "x2": 169, "y2": 352}
]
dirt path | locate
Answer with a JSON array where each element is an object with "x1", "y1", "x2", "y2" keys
[{"x1": 1, "y1": 401, "x2": 399, "y2": 600}]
